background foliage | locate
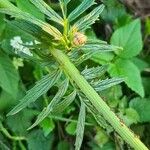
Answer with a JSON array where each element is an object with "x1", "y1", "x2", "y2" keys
[{"x1": 0, "y1": 0, "x2": 150, "y2": 149}]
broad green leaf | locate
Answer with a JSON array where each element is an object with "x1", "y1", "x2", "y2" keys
[
  {"x1": 0, "y1": 141, "x2": 10, "y2": 150},
  {"x1": 118, "y1": 108, "x2": 140, "y2": 126},
  {"x1": 129, "y1": 97, "x2": 150, "y2": 122},
  {"x1": 7, "y1": 70, "x2": 62, "y2": 116},
  {"x1": 73, "y1": 4, "x2": 104, "y2": 31},
  {"x1": 0, "y1": 53, "x2": 19, "y2": 98},
  {"x1": 75, "y1": 101, "x2": 86, "y2": 150},
  {"x1": 91, "y1": 52, "x2": 115, "y2": 65},
  {"x1": 81, "y1": 65, "x2": 108, "y2": 80},
  {"x1": 68, "y1": 0, "x2": 95, "y2": 22},
  {"x1": 27, "y1": 129, "x2": 53, "y2": 150},
  {"x1": 142, "y1": 77, "x2": 150, "y2": 96},
  {"x1": 6, "y1": 109, "x2": 35, "y2": 134},
  {"x1": 52, "y1": 90, "x2": 76, "y2": 114},
  {"x1": 57, "y1": 141, "x2": 70, "y2": 150},
  {"x1": 0, "y1": 8, "x2": 62, "y2": 40},
  {"x1": 16, "y1": 0, "x2": 44, "y2": 20},
  {"x1": 94, "y1": 128, "x2": 109, "y2": 147},
  {"x1": 28, "y1": 79, "x2": 69, "y2": 129},
  {"x1": 132, "y1": 57, "x2": 149, "y2": 72},
  {"x1": 111, "y1": 19, "x2": 143, "y2": 58},
  {"x1": 29, "y1": 0, "x2": 63, "y2": 25},
  {"x1": 109, "y1": 59, "x2": 144, "y2": 97},
  {"x1": 0, "y1": 91, "x2": 17, "y2": 111},
  {"x1": 92, "y1": 77, "x2": 124, "y2": 92},
  {"x1": 40, "y1": 118, "x2": 55, "y2": 136},
  {"x1": 65, "y1": 122, "x2": 76, "y2": 135}
]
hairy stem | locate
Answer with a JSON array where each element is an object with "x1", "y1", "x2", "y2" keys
[{"x1": 51, "y1": 48, "x2": 148, "y2": 150}]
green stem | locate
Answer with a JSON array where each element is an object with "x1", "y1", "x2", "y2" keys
[
  {"x1": 0, "y1": 123, "x2": 26, "y2": 141},
  {"x1": 51, "y1": 49, "x2": 148, "y2": 150}
]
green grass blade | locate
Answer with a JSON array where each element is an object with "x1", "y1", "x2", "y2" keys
[
  {"x1": 28, "y1": 79, "x2": 69, "y2": 129},
  {"x1": 68, "y1": 0, "x2": 95, "y2": 22},
  {"x1": 7, "y1": 70, "x2": 62, "y2": 116},
  {"x1": 29, "y1": 0, "x2": 63, "y2": 25},
  {"x1": 73, "y1": 4, "x2": 105, "y2": 31},
  {"x1": 75, "y1": 101, "x2": 86, "y2": 150}
]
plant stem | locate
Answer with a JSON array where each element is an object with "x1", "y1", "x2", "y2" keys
[
  {"x1": 0, "y1": 123, "x2": 26, "y2": 141},
  {"x1": 51, "y1": 48, "x2": 148, "y2": 150}
]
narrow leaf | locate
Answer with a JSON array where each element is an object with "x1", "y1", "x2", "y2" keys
[
  {"x1": 81, "y1": 65, "x2": 108, "y2": 80},
  {"x1": 52, "y1": 90, "x2": 76, "y2": 114},
  {"x1": 92, "y1": 78, "x2": 124, "y2": 92},
  {"x1": 81, "y1": 43, "x2": 123, "y2": 52},
  {"x1": 0, "y1": 8, "x2": 62, "y2": 39},
  {"x1": 8, "y1": 20, "x2": 52, "y2": 44},
  {"x1": 29, "y1": 0, "x2": 63, "y2": 25},
  {"x1": 73, "y1": 4, "x2": 105, "y2": 31},
  {"x1": 7, "y1": 70, "x2": 62, "y2": 116},
  {"x1": 75, "y1": 101, "x2": 86, "y2": 150},
  {"x1": 68, "y1": 0, "x2": 95, "y2": 22},
  {"x1": 16, "y1": 0, "x2": 44, "y2": 20},
  {"x1": 59, "y1": 0, "x2": 67, "y2": 18},
  {"x1": 28, "y1": 79, "x2": 69, "y2": 129},
  {"x1": 78, "y1": 94, "x2": 112, "y2": 130}
]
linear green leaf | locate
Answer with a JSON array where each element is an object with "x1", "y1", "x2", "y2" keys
[
  {"x1": 73, "y1": 4, "x2": 105, "y2": 31},
  {"x1": 7, "y1": 70, "x2": 62, "y2": 116},
  {"x1": 52, "y1": 90, "x2": 76, "y2": 114},
  {"x1": 81, "y1": 65, "x2": 108, "y2": 80},
  {"x1": 92, "y1": 78, "x2": 124, "y2": 92},
  {"x1": 78, "y1": 94, "x2": 112, "y2": 131},
  {"x1": 28, "y1": 79, "x2": 69, "y2": 129},
  {"x1": 68, "y1": 0, "x2": 95, "y2": 22},
  {"x1": 81, "y1": 43, "x2": 123, "y2": 52},
  {"x1": 0, "y1": 8, "x2": 62, "y2": 39},
  {"x1": 75, "y1": 101, "x2": 86, "y2": 150},
  {"x1": 29, "y1": 0, "x2": 63, "y2": 25}
]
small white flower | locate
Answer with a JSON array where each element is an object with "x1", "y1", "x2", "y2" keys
[
  {"x1": 25, "y1": 41, "x2": 34, "y2": 46},
  {"x1": 10, "y1": 36, "x2": 23, "y2": 49},
  {"x1": 34, "y1": 40, "x2": 41, "y2": 44},
  {"x1": 10, "y1": 36, "x2": 33, "y2": 56},
  {"x1": 21, "y1": 47, "x2": 33, "y2": 56}
]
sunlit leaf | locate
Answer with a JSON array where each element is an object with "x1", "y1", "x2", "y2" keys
[
  {"x1": 29, "y1": 0, "x2": 63, "y2": 25},
  {"x1": 68, "y1": 0, "x2": 95, "y2": 22},
  {"x1": 92, "y1": 78, "x2": 124, "y2": 92},
  {"x1": 73, "y1": 4, "x2": 105, "y2": 31},
  {"x1": 81, "y1": 65, "x2": 108, "y2": 80},
  {"x1": 0, "y1": 8, "x2": 62, "y2": 39}
]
